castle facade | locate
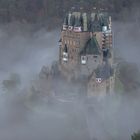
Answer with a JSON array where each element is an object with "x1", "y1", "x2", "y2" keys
[{"x1": 59, "y1": 10, "x2": 114, "y2": 96}]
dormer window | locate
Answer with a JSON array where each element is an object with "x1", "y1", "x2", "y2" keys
[
  {"x1": 68, "y1": 26, "x2": 73, "y2": 30},
  {"x1": 102, "y1": 26, "x2": 107, "y2": 32},
  {"x1": 74, "y1": 26, "x2": 82, "y2": 32},
  {"x1": 81, "y1": 56, "x2": 87, "y2": 65},
  {"x1": 63, "y1": 25, "x2": 68, "y2": 30}
]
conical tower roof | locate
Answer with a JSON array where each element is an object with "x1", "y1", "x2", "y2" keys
[
  {"x1": 81, "y1": 36, "x2": 100, "y2": 55},
  {"x1": 95, "y1": 62, "x2": 114, "y2": 80}
]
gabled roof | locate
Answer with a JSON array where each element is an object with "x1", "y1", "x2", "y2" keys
[
  {"x1": 88, "y1": 12, "x2": 110, "y2": 32},
  {"x1": 74, "y1": 17, "x2": 82, "y2": 27},
  {"x1": 81, "y1": 36, "x2": 100, "y2": 55}
]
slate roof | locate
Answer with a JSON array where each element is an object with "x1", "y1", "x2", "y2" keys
[
  {"x1": 63, "y1": 11, "x2": 110, "y2": 32},
  {"x1": 89, "y1": 13, "x2": 102, "y2": 32},
  {"x1": 74, "y1": 17, "x2": 82, "y2": 27},
  {"x1": 95, "y1": 63, "x2": 114, "y2": 80},
  {"x1": 80, "y1": 36, "x2": 100, "y2": 55}
]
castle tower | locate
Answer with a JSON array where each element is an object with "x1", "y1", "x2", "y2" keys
[
  {"x1": 87, "y1": 62, "x2": 114, "y2": 96},
  {"x1": 59, "y1": 12, "x2": 90, "y2": 79}
]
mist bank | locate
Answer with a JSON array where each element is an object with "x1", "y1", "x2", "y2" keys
[
  {"x1": 0, "y1": 25, "x2": 59, "y2": 90},
  {"x1": 0, "y1": 17, "x2": 140, "y2": 140}
]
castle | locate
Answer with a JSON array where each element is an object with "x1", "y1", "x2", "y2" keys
[{"x1": 59, "y1": 10, "x2": 115, "y2": 96}]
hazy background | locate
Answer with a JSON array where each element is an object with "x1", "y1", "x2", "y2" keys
[
  {"x1": 0, "y1": 25, "x2": 59, "y2": 87},
  {"x1": 0, "y1": 1, "x2": 140, "y2": 140}
]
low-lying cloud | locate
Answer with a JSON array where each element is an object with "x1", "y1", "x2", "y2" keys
[{"x1": 0, "y1": 19, "x2": 140, "y2": 140}]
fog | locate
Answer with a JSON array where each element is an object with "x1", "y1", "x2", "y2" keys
[
  {"x1": 114, "y1": 21, "x2": 140, "y2": 66},
  {"x1": 0, "y1": 25, "x2": 59, "y2": 87},
  {"x1": 0, "y1": 19, "x2": 140, "y2": 140}
]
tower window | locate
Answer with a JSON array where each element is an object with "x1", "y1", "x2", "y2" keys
[{"x1": 93, "y1": 56, "x2": 98, "y2": 58}]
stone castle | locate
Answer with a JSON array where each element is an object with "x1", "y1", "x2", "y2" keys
[{"x1": 58, "y1": 10, "x2": 115, "y2": 96}]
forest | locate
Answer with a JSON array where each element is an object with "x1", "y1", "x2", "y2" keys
[{"x1": 0, "y1": 0, "x2": 139, "y2": 24}]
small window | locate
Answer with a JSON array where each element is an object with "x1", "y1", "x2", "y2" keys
[
  {"x1": 96, "y1": 78, "x2": 102, "y2": 83},
  {"x1": 93, "y1": 56, "x2": 98, "y2": 58},
  {"x1": 81, "y1": 56, "x2": 87, "y2": 65}
]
